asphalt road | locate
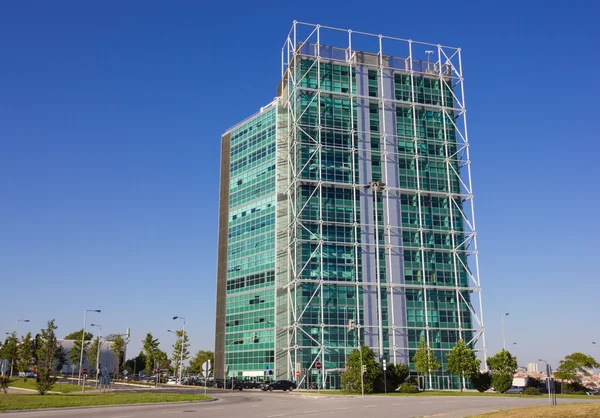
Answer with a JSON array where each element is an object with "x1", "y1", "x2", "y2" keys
[{"x1": 7, "y1": 390, "x2": 600, "y2": 418}]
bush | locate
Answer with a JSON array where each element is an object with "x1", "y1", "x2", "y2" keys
[
  {"x1": 526, "y1": 377, "x2": 543, "y2": 388},
  {"x1": 560, "y1": 381, "x2": 589, "y2": 395},
  {"x1": 523, "y1": 387, "x2": 541, "y2": 395},
  {"x1": 470, "y1": 371, "x2": 492, "y2": 392},
  {"x1": 376, "y1": 363, "x2": 410, "y2": 393},
  {"x1": 491, "y1": 373, "x2": 513, "y2": 393},
  {"x1": 396, "y1": 382, "x2": 420, "y2": 393}
]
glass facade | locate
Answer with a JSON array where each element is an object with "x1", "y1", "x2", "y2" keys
[
  {"x1": 216, "y1": 23, "x2": 484, "y2": 391},
  {"x1": 222, "y1": 107, "x2": 277, "y2": 380}
]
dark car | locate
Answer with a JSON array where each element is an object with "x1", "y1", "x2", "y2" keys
[
  {"x1": 243, "y1": 381, "x2": 261, "y2": 389},
  {"x1": 505, "y1": 386, "x2": 524, "y2": 394},
  {"x1": 261, "y1": 380, "x2": 297, "y2": 392}
]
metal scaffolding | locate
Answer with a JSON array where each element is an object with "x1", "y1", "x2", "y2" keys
[{"x1": 274, "y1": 21, "x2": 486, "y2": 390}]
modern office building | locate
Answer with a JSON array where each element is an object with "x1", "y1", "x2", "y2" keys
[{"x1": 215, "y1": 22, "x2": 485, "y2": 390}]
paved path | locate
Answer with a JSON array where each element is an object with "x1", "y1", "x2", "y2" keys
[{"x1": 5, "y1": 391, "x2": 600, "y2": 418}]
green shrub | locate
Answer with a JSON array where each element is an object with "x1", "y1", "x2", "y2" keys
[
  {"x1": 491, "y1": 373, "x2": 513, "y2": 393},
  {"x1": 523, "y1": 387, "x2": 541, "y2": 395},
  {"x1": 470, "y1": 371, "x2": 492, "y2": 392},
  {"x1": 526, "y1": 377, "x2": 543, "y2": 388},
  {"x1": 396, "y1": 382, "x2": 420, "y2": 393}
]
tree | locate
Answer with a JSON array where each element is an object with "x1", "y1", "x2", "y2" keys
[
  {"x1": 189, "y1": 350, "x2": 214, "y2": 376},
  {"x1": 16, "y1": 332, "x2": 34, "y2": 381},
  {"x1": 1, "y1": 333, "x2": 18, "y2": 377},
  {"x1": 110, "y1": 335, "x2": 126, "y2": 378},
  {"x1": 486, "y1": 349, "x2": 518, "y2": 375},
  {"x1": 340, "y1": 346, "x2": 381, "y2": 394},
  {"x1": 36, "y1": 320, "x2": 59, "y2": 395},
  {"x1": 124, "y1": 352, "x2": 146, "y2": 375},
  {"x1": 142, "y1": 333, "x2": 159, "y2": 375},
  {"x1": 491, "y1": 373, "x2": 513, "y2": 393},
  {"x1": 171, "y1": 330, "x2": 190, "y2": 377},
  {"x1": 87, "y1": 337, "x2": 100, "y2": 374},
  {"x1": 378, "y1": 362, "x2": 410, "y2": 393},
  {"x1": 64, "y1": 329, "x2": 93, "y2": 341},
  {"x1": 68, "y1": 338, "x2": 89, "y2": 375},
  {"x1": 487, "y1": 349, "x2": 517, "y2": 394},
  {"x1": 470, "y1": 371, "x2": 492, "y2": 392},
  {"x1": 555, "y1": 352, "x2": 600, "y2": 383},
  {"x1": 446, "y1": 339, "x2": 481, "y2": 391},
  {"x1": 412, "y1": 337, "x2": 440, "y2": 390},
  {"x1": 53, "y1": 345, "x2": 67, "y2": 373}
]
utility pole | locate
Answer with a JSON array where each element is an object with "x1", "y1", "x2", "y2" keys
[{"x1": 78, "y1": 309, "x2": 101, "y2": 385}]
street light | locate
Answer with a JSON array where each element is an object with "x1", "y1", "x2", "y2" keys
[
  {"x1": 173, "y1": 317, "x2": 186, "y2": 385},
  {"x1": 10, "y1": 319, "x2": 30, "y2": 377},
  {"x1": 90, "y1": 324, "x2": 101, "y2": 387},
  {"x1": 79, "y1": 310, "x2": 101, "y2": 385},
  {"x1": 501, "y1": 313, "x2": 509, "y2": 350}
]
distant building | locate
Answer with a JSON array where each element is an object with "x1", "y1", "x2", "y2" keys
[
  {"x1": 58, "y1": 339, "x2": 119, "y2": 376},
  {"x1": 527, "y1": 362, "x2": 539, "y2": 373}
]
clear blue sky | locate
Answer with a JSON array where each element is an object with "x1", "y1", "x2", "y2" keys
[{"x1": 1, "y1": 1, "x2": 598, "y2": 368}]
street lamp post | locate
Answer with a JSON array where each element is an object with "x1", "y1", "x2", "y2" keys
[
  {"x1": 173, "y1": 317, "x2": 186, "y2": 385},
  {"x1": 10, "y1": 319, "x2": 30, "y2": 377},
  {"x1": 501, "y1": 313, "x2": 509, "y2": 350},
  {"x1": 79, "y1": 310, "x2": 101, "y2": 385},
  {"x1": 90, "y1": 324, "x2": 101, "y2": 388}
]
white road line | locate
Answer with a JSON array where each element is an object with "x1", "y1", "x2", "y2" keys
[
  {"x1": 420, "y1": 401, "x2": 433, "y2": 404},
  {"x1": 364, "y1": 405, "x2": 379, "y2": 408},
  {"x1": 445, "y1": 400, "x2": 459, "y2": 403},
  {"x1": 303, "y1": 411, "x2": 321, "y2": 414},
  {"x1": 267, "y1": 414, "x2": 288, "y2": 418},
  {"x1": 392, "y1": 403, "x2": 405, "y2": 405},
  {"x1": 334, "y1": 408, "x2": 349, "y2": 411},
  {"x1": 111, "y1": 416, "x2": 134, "y2": 418}
]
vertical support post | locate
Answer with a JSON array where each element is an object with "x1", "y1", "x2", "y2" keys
[{"x1": 78, "y1": 310, "x2": 88, "y2": 385}]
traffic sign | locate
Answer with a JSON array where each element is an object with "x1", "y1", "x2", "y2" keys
[
  {"x1": 202, "y1": 361, "x2": 211, "y2": 377},
  {"x1": 296, "y1": 371, "x2": 300, "y2": 377},
  {"x1": 315, "y1": 362, "x2": 322, "y2": 370},
  {"x1": 82, "y1": 368, "x2": 88, "y2": 374}
]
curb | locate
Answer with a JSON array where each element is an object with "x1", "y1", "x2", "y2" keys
[{"x1": 0, "y1": 398, "x2": 217, "y2": 414}]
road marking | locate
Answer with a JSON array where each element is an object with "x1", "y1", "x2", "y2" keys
[
  {"x1": 364, "y1": 405, "x2": 379, "y2": 408},
  {"x1": 303, "y1": 411, "x2": 321, "y2": 414},
  {"x1": 163, "y1": 412, "x2": 181, "y2": 415},
  {"x1": 392, "y1": 403, "x2": 405, "y2": 406},
  {"x1": 420, "y1": 401, "x2": 433, "y2": 404},
  {"x1": 267, "y1": 414, "x2": 288, "y2": 418},
  {"x1": 334, "y1": 408, "x2": 349, "y2": 411},
  {"x1": 445, "y1": 400, "x2": 459, "y2": 403}
]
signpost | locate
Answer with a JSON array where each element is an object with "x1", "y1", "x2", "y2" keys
[
  {"x1": 202, "y1": 360, "x2": 211, "y2": 395},
  {"x1": 81, "y1": 369, "x2": 88, "y2": 393},
  {"x1": 315, "y1": 362, "x2": 322, "y2": 395}
]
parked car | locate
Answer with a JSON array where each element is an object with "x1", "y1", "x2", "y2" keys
[
  {"x1": 505, "y1": 386, "x2": 525, "y2": 394},
  {"x1": 242, "y1": 381, "x2": 261, "y2": 389},
  {"x1": 261, "y1": 380, "x2": 297, "y2": 391},
  {"x1": 588, "y1": 389, "x2": 600, "y2": 395}
]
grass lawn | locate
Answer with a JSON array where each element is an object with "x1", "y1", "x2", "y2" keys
[
  {"x1": 470, "y1": 403, "x2": 600, "y2": 417},
  {"x1": 0, "y1": 393, "x2": 212, "y2": 411},
  {"x1": 8, "y1": 379, "x2": 81, "y2": 393}
]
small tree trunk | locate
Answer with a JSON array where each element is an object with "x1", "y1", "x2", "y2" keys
[{"x1": 460, "y1": 373, "x2": 464, "y2": 392}]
